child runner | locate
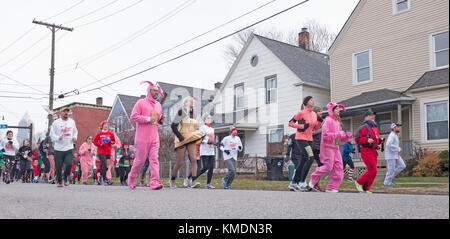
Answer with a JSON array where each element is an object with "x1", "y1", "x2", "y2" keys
[
  {"x1": 93, "y1": 121, "x2": 116, "y2": 186},
  {"x1": 117, "y1": 142, "x2": 133, "y2": 186},
  {"x1": 70, "y1": 151, "x2": 81, "y2": 184},
  {"x1": 342, "y1": 138, "x2": 355, "y2": 182},
  {"x1": 312, "y1": 106, "x2": 324, "y2": 167},
  {"x1": 18, "y1": 139, "x2": 32, "y2": 183},
  {"x1": 79, "y1": 136, "x2": 96, "y2": 185},
  {"x1": 288, "y1": 96, "x2": 323, "y2": 192},
  {"x1": 39, "y1": 140, "x2": 51, "y2": 183},
  {"x1": 107, "y1": 128, "x2": 121, "y2": 184},
  {"x1": 220, "y1": 127, "x2": 242, "y2": 190},
  {"x1": 32, "y1": 140, "x2": 42, "y2": 183},
  {"x1": 308, "y1": 103, "x2": 352, "y2": 193}
]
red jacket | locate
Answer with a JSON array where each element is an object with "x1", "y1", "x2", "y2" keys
[
  {"x1": 93, "y1": 131, "x2": 116, "y2": 155},
  {"x1": 356, "y1": 123, "x2": 381, "y2": 149}
]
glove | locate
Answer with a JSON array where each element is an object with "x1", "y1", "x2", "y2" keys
[
  {"x1": 297, "y1": 123, "x2": 309, "y2": 132},
  {"x1": 238, "y1": 146, "x2": 242, "y2": 151},
  {"x1": 224, "y1": 150, "x2": 230, "y2": 155},
  {"x1": 317, "y1": 115, "x2": 323, "y2": 122},
  {"x1": 284, "y1": 155, "x2": 290, "y2": 163},
  {"x1": 177, "y1": 135, "x2": 185, "y2": 142}
]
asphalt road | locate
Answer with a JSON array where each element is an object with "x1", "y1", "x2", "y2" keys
[{"x1": 0, "y1": 183, "x2": 448, "y2": 219}]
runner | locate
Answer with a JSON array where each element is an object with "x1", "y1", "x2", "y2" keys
[
  {"x1": 287, "y1": 96, "x2": 323, "y2": 192},
  {"x1": 0, "y1": 130, "x2": 19, "y2": 184},
  {"x1": 197, "y1": 114, "x2": 217, "y2": 189},
  {"x1": 354, "y1": 110, "x2": 384, "y2": 194},
  {"x1": 38, "y1": 139, "x2": 52, "y2": 183},
  {"x1": 31, "y1": 140, "x2": 42, "y2": 183},
  {"x1": 79, "y1": 136, "x2": 96, "y2": 185},
  {"x1": 106, "y1": 127, "x2": 121, "y2": 184},
  {"x1": 342, "y1": 137, "x2": 356, "y2": 182},
  {"x1": 127, "y1": 81, "x2": 165, "y2": 190},
  {"x1": 18, "y1": 139, "x2": 32, "y2": 183},
  {"x1": 308, "y1": 103, "x2": 352, "y2": 193},
  {"x1": 117, "y1": 142, "x2": 133, "y2": 186},
  {"x1": 41, "y1": 132, "x2": 56, "y2": 184},
  {"x1": 383, "y1": 123, "x2": 405, "y2": 188},
  {"x1": 220, "y1": 127, "x2": 242, "y2": 190},
  {"x1": 70, "y1": 151, "x2": 81, "y2": 184},
  {"x1": 93, "y1": 121, "x2": 116, "y2": 186},
  {"x1": 169, "y1": 96, "x2": 204, "y2": 189},
  {"x1": 312, "y1": 106, "x2": 324, "y2": 167},
  {"x1": 49, "y1": 107, "x2": 78, "y2": 187}
]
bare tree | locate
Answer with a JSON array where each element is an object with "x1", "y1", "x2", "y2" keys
[{"x1": 223, "y1": 19, "x2": 336, "y2": 67}]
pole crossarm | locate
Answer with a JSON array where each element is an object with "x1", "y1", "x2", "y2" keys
[{"x1": 32, "y1": 19, "x2": 73, "y2": 31}]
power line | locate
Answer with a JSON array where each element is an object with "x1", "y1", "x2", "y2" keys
[
  {"x1": 0, "y1": 72, "x2": 49, "y2": 95},
  {"x1": 64, "y1": 0, "x2": 277, "y2": 93},
  {"x1": 63, "y1": 0, "x2": 120, "y2": 25},
  {"x1": 56, "y1": 0, "x2": 196, "y2": 70}
]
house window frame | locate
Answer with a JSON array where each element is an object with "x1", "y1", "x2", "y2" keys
[
  {"x1": 234, "y1": 83, "x2": 245, "y2": 110},
  {"x1": 352, "y1": 49, "x2": 373, "y2": 85},
  {"x1": 421, "y1": 97, "x2": 449, "y2": 143},
  {"x1": 375, "y1": 111, "x2": 393, "y2": 135},
  {"x1": 392, "y1": 0, "x2": 411, "y2": 15},
  {"x1": 268, "y1": 127, "x2": 284, "y2": 143},
  {"x1": 429, "y1": 30, "x2": 449, "y2": 70},
  {"x1": 265, "y1": 74, "x2": 277, "y2": 104}
]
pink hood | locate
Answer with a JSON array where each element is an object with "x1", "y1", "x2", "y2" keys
[
  {"x1": 140, "y1": 81, "x2": 164, "y2": 103},
  {"x1": 326, "y1": 102, "x2": 346, "y2": 117}
]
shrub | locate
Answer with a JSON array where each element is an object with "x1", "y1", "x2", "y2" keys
[
  {"x1": 438, "y1": 150, "x2": 449, "y2": 172},
  {"x1": 412, "y1": 152, "x2": 442, "y2": 177}
]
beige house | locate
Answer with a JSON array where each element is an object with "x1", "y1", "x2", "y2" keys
[{"x1": 329, "y1": 0, "x2": 448, "y2": 158}]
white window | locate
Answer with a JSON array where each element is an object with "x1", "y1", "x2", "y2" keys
[
  {"x1": 234, "y1": 83, "x2": 244, "y2": 110},
  {"x1": 353, "y1": 50, "x2": 372, "y2": 84},
  {"x1": 265, "y1": 75, "x2": 277, "y2": 104},
  {"x1": 431, "y1": 31, "x2": 449, "y2": 69},
  {"x1": 425, "y1": 101, "x2": 448, "y2": 141},
  {"x1": 376, "y1": 112, "x2": 392, "y2": 135},
  {"x1": 393, "y1": 0, "x2": 410, "y2": 14},
  {"x1": 269, "y1": 128, "x2": 283, "y2": 143}
]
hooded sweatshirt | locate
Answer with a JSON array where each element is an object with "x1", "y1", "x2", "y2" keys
[{"x1": 320, "y1": 102, "x2": 352, "y2": 150}]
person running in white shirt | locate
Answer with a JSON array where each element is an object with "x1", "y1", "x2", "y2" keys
[
  {"x1": 49, "y1": 107, "x2": 78, "y2": 187},
  {"x1": 0, "y1": 130, "x2": 20, "y2": 184},
  {"x1": 219, "y1": 126, "x2": 242, "y2": 190},
  {"x1": 383, "y1": 123, "x2": 405, "y2": 188},
  {"x1": 198, "y1": 114, "x2": 217, "y2": 189}
]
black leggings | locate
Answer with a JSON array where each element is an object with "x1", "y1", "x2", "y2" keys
[
  {"x1": 97, "y1": 154, "x2": 110, "y2": 182},
  {"x1": 119, "y1": 166, "x2": 131, "y2": 183},
  {"x1": 197, "y1": 155, "x2": 215, "y2": 184},
  {"x1": 292, "y1": 140, "x2": 315, "y2": 184},
  {"x1": 343, "y1": 160, "x2": 355, "y2": 169},
  {"x1": 313, "y1": 149, "x2": 323, "y2": 167}
]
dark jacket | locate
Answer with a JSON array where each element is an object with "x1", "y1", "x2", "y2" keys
[{"x1": 342, "y1": 142, "x2": 354, "y2": 161}]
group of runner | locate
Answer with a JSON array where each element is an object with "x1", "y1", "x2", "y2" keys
[{"x1": 1, "y1": 81, "x2": 405, "y2": 193}]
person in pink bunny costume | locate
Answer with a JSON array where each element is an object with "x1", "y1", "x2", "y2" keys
[
  {"x1": 127, "y1": 81, "x2": 165, "y2": 190},
  {"x1": 308, "y1": 102, "x2": 352, "y2": 193}
]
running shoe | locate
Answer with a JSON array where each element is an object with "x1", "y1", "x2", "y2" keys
[
  {"x1": 64, "y1": 181, "x2": 69, "y2": 187},
  {"x1": 33, "y1": 177, "x2": 38, "y2": 183},
  {"x1": 222, "y1": 178, "x2": 228, "y2": 189},
  {"x1": 288, "y1": 182, "x2": 300, "y2": 192},
  {"x1": 183, "y1": 178, "x2": 190, "y2": 188},
  {"x1": 382, "y1": 184, "x2": 392, "y2": 188},
  {"x1": 169, "y1": 180, "x2": 177, "y2": 189},
  {"x1": 190, "y1": 182, "x2": 201, "y2": 188},
  {"x1": 354, "y1": 181, "x2": 364, "y2": 193},
  {"x1": 363, "y1": 190, "x2": 373, "y2": 194},
  {"x1": 325, "y1": 189, "x2": 339, "y2": 193},
  {"x1": 206, "y1": 184, "x2": 216, "y2": 189},
  {"x1": 83, "y1": 182, "x2": 88, "y2": 185},
  {"x1": 391, "y1": 179, "x2": 397, "y2": 185},
  {"x1": 57, "y1": 183, "x2": 63, "y2": 188},
  {"x1": 107, "y1": 180, "x2": 113, "y2": 185},
  {"x1": 223, "y1": 187, "x2": 230, "y2": 190},
  {"x1": 309, "y1": 181, "x2": 324, "y2": 192}
]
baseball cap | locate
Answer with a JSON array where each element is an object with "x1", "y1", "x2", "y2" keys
[
  {"x1": 391, "y1": 123, "x2": 402, "y2": 129},
  {"x1": 364, "y1": 110, "x2": 376, "y2": 117},
  {"x1": 60, "y1": 107, "x2": 70, "y2": 112}
]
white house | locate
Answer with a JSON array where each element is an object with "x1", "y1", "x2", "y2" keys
[{"x1": 212, "y1": 31, "x2": 330, "y2": 158}]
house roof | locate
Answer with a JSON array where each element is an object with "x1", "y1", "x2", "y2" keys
[
  {"x1": 254, "y1": 34, "x2": 330, "y2": 88},
  {"x1": 117, "y1": 94, "x2": 141, "y2": 117},
  {"x1": 407, "y1": 68, "x2": 449, "y2": 91},
  {"x1": 53, "y1": 102, "x2": 112, "y2": 112},
  {"x1": 338, "y1": 88, "x2": 415, "y2": 109}
]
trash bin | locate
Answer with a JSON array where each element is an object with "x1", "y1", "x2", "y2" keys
[{"x1": 265, "y1": 157, "x2": 284, "y2": 180}]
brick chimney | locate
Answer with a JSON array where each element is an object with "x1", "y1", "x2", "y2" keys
[
  {"x1": 96, "y1": 97, "x2": 103, "y2": 106},
  {"x1": 298, "y1": 27, "x2": 310, "y2": 50}
]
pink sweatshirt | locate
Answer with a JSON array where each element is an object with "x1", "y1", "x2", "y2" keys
[
  {"x1": 130, "y1": 88, "x2": 162, "y2": 144},
  {"x1": 289, "y1": 107, "x2": 322, "y2": 141},
  {"x1": 321, "y1": 102, "x2": 352, "y2": 150}
]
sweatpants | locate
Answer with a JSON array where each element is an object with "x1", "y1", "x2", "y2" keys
[
  {"x1": 119, "y1": 166, "x2": 131, "y2": 184},
  {"x1": 197, "y1": 155, "x2": 215, "y2": 184},
  {"x1": 356, "y1": 148, "x2": 378, "y2": 191},
  {"x1": 97, "y1": 154, "x2": 111, "y2": 182},
  {"x1": 383, "y1": 157, "x2": 406, "y2": 186},
  {"x1": 54, "y1": 149, "x2": 74, "y2": 184},
  {"x1": 292, "y1": 140, "x2": 315, "y2": 184},
  {"x1": 224, "y1": 159, "x2": 236, "y2": 187}
]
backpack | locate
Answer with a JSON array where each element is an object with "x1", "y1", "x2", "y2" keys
[{"x1": 355, "y1": 123, "x2": 371, "y2": 153}]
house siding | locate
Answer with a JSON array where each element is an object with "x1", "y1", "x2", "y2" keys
[{"x1": 330, "y1": 0, "x2": 449, "y2": 103}]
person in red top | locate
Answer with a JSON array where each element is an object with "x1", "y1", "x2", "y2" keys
[
  {"x1": 93, "y1": 121, "x2": 116, "y2": 186},
  {"x1": 354, "y1": 110, "x2": 384, "y2": 194},
  {"x1": 288, "y1": 96, "x2": 323, "y2": 192}
]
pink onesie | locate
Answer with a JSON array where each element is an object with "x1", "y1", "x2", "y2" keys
[
  {"x1": 127, "y1": 84, "x2": 163, "y2": 190},
  {"x1": 309, "y1": 102, "x2": 352, "y2": 191}
]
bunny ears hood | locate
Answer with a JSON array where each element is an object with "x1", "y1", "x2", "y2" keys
[
  {"x1": 140, "y1": 81, "x2": 164, "y2": 102},
  {"x1": 326, "y1": 102, "x2": 346, "y2": 116}
]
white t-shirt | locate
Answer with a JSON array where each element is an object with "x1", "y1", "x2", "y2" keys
[
  {"x1": 199, "y1": 124, "x2": 215, "y2": 156},
  {"x1": 50, "y1": 118, "x2": 78, "y2": 151},
  {"x1": 220, "y1": 135, "x2": 243, "y2": 161},
  {"x1": 385, "y1": 131, "x2": 401, "y2": 160},
  {"x1": 0, "y1": 137, "x2": 19, "y2": 156}
]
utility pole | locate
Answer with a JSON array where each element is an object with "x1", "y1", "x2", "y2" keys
[{"x1": 32, "y1": 19, "x2": 73, "y2": 131}]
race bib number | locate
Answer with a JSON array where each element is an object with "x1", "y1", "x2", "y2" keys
[
  {"x1": 124, "y1": 160, "x2": 130, "y2": 167},
  {"x1": 305, "y1": 146, "x2": 314, "y2": 158}
]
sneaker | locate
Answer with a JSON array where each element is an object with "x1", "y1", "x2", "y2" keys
[
  {"x1": 325, "y1": 189, "x2": 339, "y2": 193},
  {"x1": 223, "y1": 187, "x2": 230, "y2": 190},
  {"x1": 190, "y1": 181, "x2": 200, "y2": 188},
  {"x1": 64, "y1": 181, "x2": 69, "y2": 186},
  {"x1": 288, "y1": 182, "x2": 300, "y2": 192},
  {"x1": 57, "y1": 183, "x2": 63, "y2": 188},
  {"x1": 391, "y1": 179, "x2": 397, "y2": 185},
  {"x1": 183, "y1": 178, "x2": 190, "y2": 188},
  {"x1": 346, "y1": 178, "x2": 353, "y2": 182},
  {"x1": 107, "y1": 180, "x2": 113, "y2": 185},
  {"x1": 309, "y1": 181, "x2": 324, "y2": 192},
  {"x1": 382, "y1": 184, "x2": 392, "y2": 188},
  {"x1": 222, "y1": 178, "x2": 228, "y2": 189},
  {"x1": 363, "y1": 190, "x2": 373, "y2": 194},
  {"x1": 83, "y1": 182, "x2": 88, "y2": 185},
  {"x1": 33, "y1": 177, "x2": 38, "y2": 183},
  {"x1": 151, "y1": 184, "x2": 163, "y2": 190},
  {"x1": 354, "y1": 181, "x2": 364, "y2": 193},
  {"x1": 170, "y1": 180, "x2": 177, "y2": 189},
  {"x1": 206, "y1": 184, "x2": 216, "y2": 189}
]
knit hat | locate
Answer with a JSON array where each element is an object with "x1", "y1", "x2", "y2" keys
[
  {"x1": 303, "y1": 96, "x2": 313, "y2": 106},
  {"x1": 230, "y1": 127, "x2": 237, "y2": 134},
  {"x1": 100, "y1": 121, "x2": 108, "y2": 129}
]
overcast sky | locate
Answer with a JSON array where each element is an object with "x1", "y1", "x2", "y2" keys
[{"x1": 0, "y1": 0, "x2": 359, "y2": 136}]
